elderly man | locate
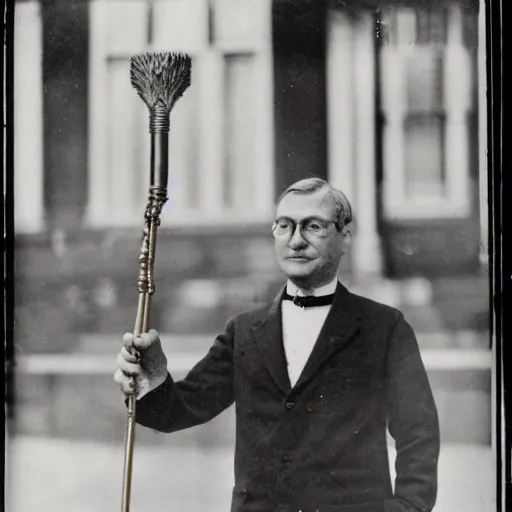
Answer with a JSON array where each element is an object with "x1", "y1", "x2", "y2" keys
[{"x1": 115, "y1": 177, "x2": 440, "y2": 512}]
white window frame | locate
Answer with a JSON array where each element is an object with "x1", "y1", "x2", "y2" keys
[
  {"x1": 381, "y1": 5, "x2": 472, "y2": 220},
  {"x1": 86, "y1": 0, "x2": 274, "y2": 229}
]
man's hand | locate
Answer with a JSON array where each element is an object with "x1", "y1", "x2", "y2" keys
[{"x1": 114, "y1": 329, "x2": 168, "y2": 399}]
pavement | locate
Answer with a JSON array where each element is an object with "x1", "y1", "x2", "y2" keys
[{"x1": 5, "y1": 434, "x2": 496, "y2": 512}]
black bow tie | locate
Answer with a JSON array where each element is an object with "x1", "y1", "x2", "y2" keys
[{"x1": 283, "y1": 292, "x2": 335, "y2": 309}]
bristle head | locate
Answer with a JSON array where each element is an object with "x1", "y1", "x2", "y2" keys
[{"x1": 130, "y1": 52, "x2": 192, "y2": 112}]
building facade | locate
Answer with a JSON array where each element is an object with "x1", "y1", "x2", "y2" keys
[{"x1": 13, "y1": 0, "x2": 490, "y2": 444}]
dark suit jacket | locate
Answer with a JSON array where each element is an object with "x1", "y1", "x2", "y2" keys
[{"x1": 136, "y1": 283, "x2": 440, "y2": 512}]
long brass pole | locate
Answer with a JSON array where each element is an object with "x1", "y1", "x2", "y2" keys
[{"x1": 121, "y1": 52, "x2": 191, "y2": 512}]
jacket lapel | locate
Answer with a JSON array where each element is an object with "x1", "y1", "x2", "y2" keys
[
  {"x1": 294, "y1": 282, "x2": 364, "y2": 390},
  {"x1": 250, "y1": 288, "x2": 291, "y2": 394}
]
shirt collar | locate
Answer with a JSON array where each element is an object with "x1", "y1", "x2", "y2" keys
[{"x1": 286, "y1": 277, "x2": 338, "y2": 297}]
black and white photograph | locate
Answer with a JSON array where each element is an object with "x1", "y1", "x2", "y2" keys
[{"x1": 4, "y1": 0, "x2": 501, "y2": 511}]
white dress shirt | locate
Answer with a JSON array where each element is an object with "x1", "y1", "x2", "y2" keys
[{"x1": 281, "y1": 278, "x2": 338, "y2": 387}]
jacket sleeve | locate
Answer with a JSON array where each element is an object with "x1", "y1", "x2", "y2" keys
[
  {"x1": 135, "y1": 319, "x2": 235, "y2": 433},
  {"x1": 383, "y1": 312, "x2": 440, "y2": 512}
]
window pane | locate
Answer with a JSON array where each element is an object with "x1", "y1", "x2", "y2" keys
[
  {"x1": 416, "y1": 9, "x2": 447, "y2": 45},
  {"x1": 404, "y1": 116, "x2": 444, "y2": 198},
  {"x1": 395, "y1": 8, "x2": 416, "y2": 45},
  {"x1": 428, "y1": 10, "x2": 448, "y2": 44},
  {"x1": 223, "y1": 53, "x2": 255, "y2": 210},
  {"x1": 406, "y1": 49, "x2": 444, "y2": 112}
]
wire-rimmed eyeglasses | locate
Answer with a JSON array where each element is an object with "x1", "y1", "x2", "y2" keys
[{"x1": 271, "y1": 216, "x2": 339, "y2": 240}]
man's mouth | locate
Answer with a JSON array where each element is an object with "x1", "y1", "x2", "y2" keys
[{"x1": 286, "y1": 255, "x2": 312, "y2": 261}]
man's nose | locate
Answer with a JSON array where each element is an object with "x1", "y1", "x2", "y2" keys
[{"x1": 287, "y1": 225, "x2": 307, "y2": 248}]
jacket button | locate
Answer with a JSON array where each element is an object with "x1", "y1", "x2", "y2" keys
[
  {"x1": 282, "y1": 454, "x2": 292, "y2": 463},
  {"x1": 285, "y1": 401, "x2": 295, "y2": 410}
]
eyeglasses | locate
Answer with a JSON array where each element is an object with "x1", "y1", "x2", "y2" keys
[{"x1": 272, "y1": 216, "x2": 338, "y2": 240}]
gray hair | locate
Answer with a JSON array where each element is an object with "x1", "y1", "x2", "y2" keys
[{"x1": 277, "y1": 177, "x2": 353, "y2": 230}]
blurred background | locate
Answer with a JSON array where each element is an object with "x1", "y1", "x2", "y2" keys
[{"x1": 7, "y1": 0, "x2": 495, "y2": 511}]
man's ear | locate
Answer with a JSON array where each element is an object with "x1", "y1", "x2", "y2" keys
[
  {"x1": 339, "y1": 224, "x2": 352, "y2": 256},
  {"x1": 341, "y1": 223, "x2": 352, "y2": 241}
]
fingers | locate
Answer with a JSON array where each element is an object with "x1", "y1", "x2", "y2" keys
[
  {"x1": 113, "y1": 368, "x2": 137, "y2": 395},
  {"x1": 120, "y1": 345, "x2": 138, "y2": 364},
  {"x1": 122, "y1": 333, "x2": 138, "y2": 358},
  {"x1": 116, "y1": 329, "x2": 159, "y2": 397},
  {"x1": 122, "y1": 330, "x2": 159, "y2": 351},
  {"x1": 133, "y1": 330, "x2": 160, "y2": 350},
  {"x1": 116, "y1": 349, "x2": 141, "y2": 375},
  {"x1": 123, "y1": 332, "x2": 134, "y2": 348}
]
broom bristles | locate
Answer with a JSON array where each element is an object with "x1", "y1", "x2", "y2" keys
[{"x1": 130, "y1": 52, "x2": 192, "y2": 112}]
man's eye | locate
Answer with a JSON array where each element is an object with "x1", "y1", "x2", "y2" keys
[
  {"x1": 307, "y1": 222, "x2": 322, "y2": 231},
  {"x1": 278, "y1": 220, "x2": 291, "y2": 229}
]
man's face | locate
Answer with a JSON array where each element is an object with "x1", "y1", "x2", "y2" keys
[{"x1": 273, "y1": 188, "x2": 350, "y2": 290}]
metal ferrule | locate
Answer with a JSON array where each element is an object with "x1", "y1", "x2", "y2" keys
[{"x1": 149, "y1": 106, "x2": 170, "y2": 134}]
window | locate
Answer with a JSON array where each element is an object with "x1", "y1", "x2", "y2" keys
[
  {"x1": 86, "y1": 0, "x2": 274, "y2": 228},
  {"x1": 404, "y1": 116, "x2": 445, "y2": 198},
  {"x1": 379, "y1": 5, "x2": 473, "y2": 219}
]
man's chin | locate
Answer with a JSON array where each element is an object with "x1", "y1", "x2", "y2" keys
[{"x1": 280, "y1": 261, "x2": 314, "y2": 280}]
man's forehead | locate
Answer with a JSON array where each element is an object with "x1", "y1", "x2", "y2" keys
[{"x1": 276, "y1": 188, "x2": 334, "y2": 217}]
